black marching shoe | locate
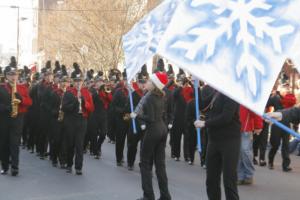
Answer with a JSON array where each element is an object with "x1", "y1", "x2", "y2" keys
[
  {"x1": 66, "y1": 167, "x2": 72, "y2": 173},
  {"x1": 1, "y1": 169, "x2": 8, "y2": 175},
  {"x1": 76, "y1": 169, "x2": 82, "y2": 175},
  {"x1": 11, "y1": 168, "x2": 19, "y2": 176},
  {"x1": 117, "y1": 162, "x2": 123, "y2": 167},
  {"x1": 268, "y1": 163, "x2": 274, "y2": 170},
  {"x1": 283, "y1": 167, "x2": 292, "y2": 172},
  {"x1": 259, "y1": 160, "x2": 267, "y2": 167},
  {"x1": 253, "y1": 158, "x2": 258, "y2": 165},
  {"x1": 128, "y1": 165, "x2": 134, "y2": 171}
]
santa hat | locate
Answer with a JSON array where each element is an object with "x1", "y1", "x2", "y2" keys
[{"x1": 150, "y1": 72, "x2": 168, "y2": 90}]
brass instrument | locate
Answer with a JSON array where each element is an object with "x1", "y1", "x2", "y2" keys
[
  {"x1": 78, "y1": 84, "x2": 83, "y2": 114},
  {"x1": 104, "y1": 84, "x2": 111, "y2": 93},
  {"x1": 11, "y1": 80, "x2": 21, "y2": 118},
  {"x1": 58, "y1": 86, "x2": 66, "y2": 122},
  {"x1": 123, "y1": 113, "x2": 131, "y2": 121}
]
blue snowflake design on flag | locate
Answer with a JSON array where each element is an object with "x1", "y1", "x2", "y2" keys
[
  {"x1": 167, "y1": 0, "x2": 298, "y2": 97},
  {"x1": 122, "y1": 0, "x2": 180, "y2": 82}
]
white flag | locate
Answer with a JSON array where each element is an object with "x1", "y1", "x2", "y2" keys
[
  {"x1": 158, "y1": 0, "x2": 300, "y2": 115},
  {"x1": 122, "y1": 0, "x2": 180, "y2": 82}
]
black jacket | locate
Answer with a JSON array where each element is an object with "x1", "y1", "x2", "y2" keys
[
  {"x1": 282, "y1": 107, "x2": 300, "y2": 124},
  {"x1": 0, "y1": 85, "x2": 11, "y2": 117},
  {"x1": 173, "y1": 87, "x2": 187, "y2": 127},
  {"x1": 111, "y1": 87, "x2": 128, "y2": 119},
  {"x1": 267, "y1": 93, "x2": 283, "y2": 111},
  {"x1": 185, "y1": 99, "x2": 196, "y2": 132},
  {"x1": 37, "y1": 82, "x2": 54, "y2": 114},
  {"x1": 200, "y1": 86, "x2": 241, "y2": 141},
  {"x1": 138, "y1": 92, "x2": 167, "y2": 134},
  {"x1": 90, "y1": 88, "x2": 105, "y2": 118}
]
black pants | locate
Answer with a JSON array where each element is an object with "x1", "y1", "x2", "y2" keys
[
  {"x1": 0, "y1": 115, "x2": 23, "y2": 171},
  {"x1": 37, "y1": 111, "x2": 51, "y2": 156},
  {"x1": 172, "y1": 121, "x2": 186, "y2": 159},
  {"x1": 64, "y1": 114, "x2": 87, "y2": 170},
  {"x1": 268, "y1": 124, "x2": 291, "y2": 168},
  {"x1": 140, "y1": 129, "x2": 171, "y2": 200},
  {"x1": 27, "y1": 109, "x2": 39, "y2": 152},
  {"x1": 22, "y1": 112, "x2": 30, "y2": 147},
  {"x1": 49, "y1": 118, "x2": 64, "y2": 165},
  {"x1": 253, "y1": 122, "x2": 268, "y2": 161},
  {"x1": 206, "y1": 138, "x2": 241, "y2": 200},
  {"x1": 185, "y1": 126, "x2": 197, "y2": 163},
  {"x1": 91, "y1": 118, "x2": 106, "y2": 156},
  {"x1": 107, "y1": 110, "x2": 116, "y2": 142},
  {"x1": 127, "y1": 127, "x2": 143, "y2": 167},
  {"x1": 115, "y1": 118, "x2": 128, "y2": 163},
  {"x1": 84, "y1": 117, "x2": 93, "y2": 153}
]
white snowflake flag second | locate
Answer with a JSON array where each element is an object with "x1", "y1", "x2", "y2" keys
[
  {"x1": 157, "y1": 0, "x2": 300, "y2": 115},
  {"x1": 122, "y1": 0, "x2": 180, "y2": 82}
]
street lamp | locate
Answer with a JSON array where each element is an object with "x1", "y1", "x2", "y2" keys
[{"x1": 10, "y1": 5, "x2": 28, "y2": 66}]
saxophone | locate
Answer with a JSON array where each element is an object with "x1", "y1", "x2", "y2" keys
[
  {"x1": 57, "y1": 86, "x2": 66, "y2": 122},
  {"x1": 11, "y1": 80, "x2": 21, "y2": 118}
]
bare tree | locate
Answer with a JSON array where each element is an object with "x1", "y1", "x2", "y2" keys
[{"x1": 39, "y1": 0, "x2": 148, "y2": 72}]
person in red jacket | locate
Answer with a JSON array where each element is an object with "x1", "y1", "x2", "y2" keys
[
  {"x1": 237, "y1": 105, "x2": 263, "y2": 185},
  {"x1": 62, "y1": 67, "x2": 94, "y2": 175},
  {"x1": 0, "y1": 66, "x2": 32, "y2": 176}
]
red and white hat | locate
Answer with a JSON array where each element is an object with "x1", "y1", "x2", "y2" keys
[{"x1": 150, "y1": 72, "x2": 168, "y2": 90}]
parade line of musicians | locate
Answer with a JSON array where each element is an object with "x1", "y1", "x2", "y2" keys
[{"x1": 0, "y1": 56, "x2": 299, "y2": 200}]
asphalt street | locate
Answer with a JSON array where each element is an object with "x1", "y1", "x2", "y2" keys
[{"x1": 0, "y1": 139, "x2": 300, "y2": 200}]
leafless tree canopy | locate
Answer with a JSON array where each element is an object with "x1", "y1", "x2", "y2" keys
[{"x1": 39, "y1": 0, "x2": 151, "y2": 71}]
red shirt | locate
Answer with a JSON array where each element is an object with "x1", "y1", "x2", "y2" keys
[
  {"x1": 18, "y1": 84, "x2": 32, "y2": 113},
  {"x1": 67, "y1": 86, "x2": 94, "y2": 118},
  {"x1": 182, "y1": 86, "x2": 194, "y2": 103},
  {"x1": 281, "y1": 93, "x2": 296, "y2": 109},
  {"x1": 240, "y1": 105, "x2": 263, "y2": 132},
  {"x1": 4, "y1": 83, "x2": 32, "y2": 114},
  {"x1": 99, "y1": 91, "x2": 113, "y2": 110}
]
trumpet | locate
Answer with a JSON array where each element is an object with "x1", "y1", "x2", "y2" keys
[{"x1": 11, "y1": 80, "x2": 21, "y2": 118}]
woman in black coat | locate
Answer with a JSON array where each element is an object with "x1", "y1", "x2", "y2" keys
[
  {"x1": 267, "y1": 107, "x2": 300, "y2": 125},
  {"x1": 131, "y1": 72, "x2": 171, "y2": 200},
  {"x1": 194, "y1": 85, "x2": 241, "y2": 200}
]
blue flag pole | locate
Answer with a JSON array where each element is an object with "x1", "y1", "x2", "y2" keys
[
  {"x1": 194, "y1": 80, "x2": 202, "y2": 152},
  {"x1": 128, "y1": 87, "x2": 137, "y2": 134},
  {"x1": 263, "y1": 114, "x2": 300, "y2": 140}
]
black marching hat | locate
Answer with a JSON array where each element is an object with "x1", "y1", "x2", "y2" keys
[{"x1": 4, "y1": 66, "x2": 17, "y2": 76}]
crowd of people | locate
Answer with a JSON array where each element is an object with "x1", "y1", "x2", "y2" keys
[{"x1": 0, "y1": 56, "x2": 300, "y2": 200}]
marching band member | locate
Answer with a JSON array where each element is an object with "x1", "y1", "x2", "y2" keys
[
  {"x1": 49, "y1": 70, "x2": 69, "y2": 168},
  {"x1": 111, "y1": 71, "x2": 130, "y2": 166},
  {"x1": 62, "y1": 66, "x2": 94, "y2": 175},
  {"x1": 37, "y1": 63, "x2": 54, "y2": 160},
  {"x1": 126, "y1": 73, "x2": 147, "y2": 171},
  {"x1": 0, "y1": 66, "x2": 32, "y2": 176}
]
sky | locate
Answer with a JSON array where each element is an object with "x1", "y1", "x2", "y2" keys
[{"x1": 0, "y1": 0, "x2": 35, "y2": 66}]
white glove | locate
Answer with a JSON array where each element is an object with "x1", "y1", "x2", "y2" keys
[
  {"x1": 265, "y1": 112, "x2": 283, "y2": 123},
  {"x1": 141, "y1": 124, "x2": 146, "y2": 130},
  {"x1": 194, "y1": 120, "x2": 205, "y2": 128},
  {"x1": 168, "y1": 124, "x2": 173, "y2": 130},
  {"x1": 130, "y1": 112, "x2": 137, "y2": 119}
]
